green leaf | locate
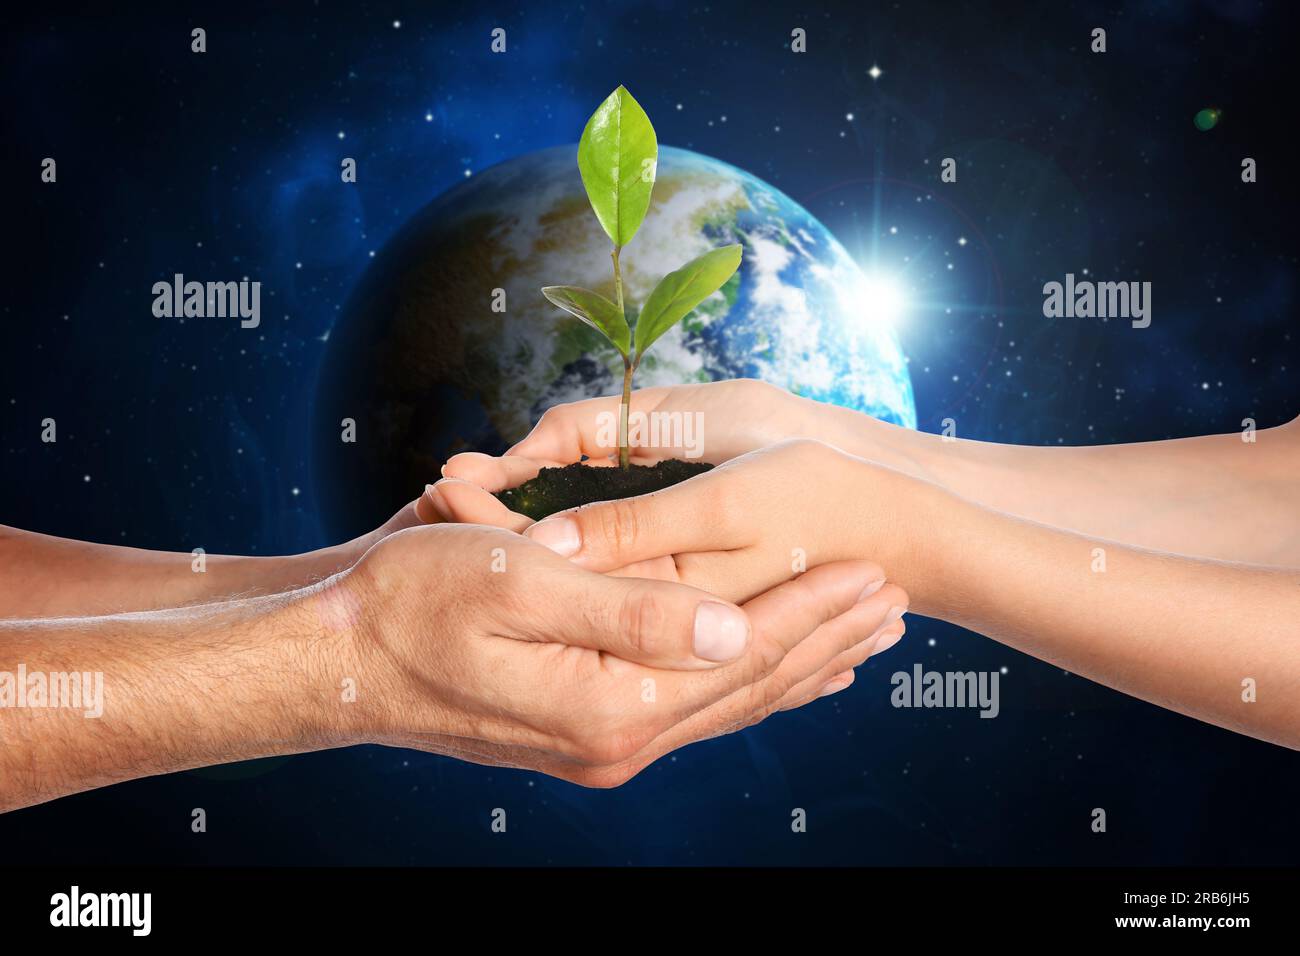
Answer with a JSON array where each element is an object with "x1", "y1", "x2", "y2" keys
[
  {"x1": 633, "y1": 244, "x2": 742, "y2": 362},
  {"x1": 577, "y1": 86, "x2": 658, "y2": 248},
  {"x1": 540, "y1": 286, "x2": 630, "y2": 357}
]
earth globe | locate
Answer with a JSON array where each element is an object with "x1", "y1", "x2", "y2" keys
[{"x1": 314, "y1": 145, "x2": 916, "y2": 540}]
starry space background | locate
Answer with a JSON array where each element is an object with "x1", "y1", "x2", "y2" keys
[{"x1": 1, "y1": 0, "x2": 1296, "y2": 864}]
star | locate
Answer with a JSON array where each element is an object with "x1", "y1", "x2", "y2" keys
[{"x1": 868, "y1": 64, "x2": 883, "y2": 80}]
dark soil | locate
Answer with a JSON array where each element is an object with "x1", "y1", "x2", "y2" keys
[{"x1": 495, "y1": 459, "x2": 714, "y2": 520}]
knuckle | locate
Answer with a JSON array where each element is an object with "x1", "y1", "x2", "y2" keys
[
  {"x1": 577, "y1": 723, "x2": 648, "y2": 767},
  {"x1": 760, "y1": 671, "x2": 795, "y2": 712},
  {"x1": 479, "y1": 547, "x2": 533, "y2": 605},
  {"x1": 730, "y1": 685, "x2": 773, "y2": 730},
  {"x1": 743, "y1": 701, "x2": 775, "y2": 730},
  {"x1": 772, "y1": 436, "x2": 834, "y2": 463},
  {"x1": 587, "y1": 496, "x2": 643, "y2": 553},
  {"x1": 534, "y1": 404, "x2": 567, "y2": 434},
  {"x1": 732, "y1": 667, "x2": 786, "y2": 721},
  {"x1": 618, "y1": 586, "x2": 670, "y2": 660},
  {"x1": 572, "y1": 763, "x2": 638, "y2": 789},
  {"x1": 704, "y1": 479, "x2": 744, "y2": 536},
  {"x1": 736, "y1": 378, "x2": 777, "y2": 403},
  {"x1": 568, "y1": 697, "x2": 654, "y2": 767},
  {"x1": 780, "y1": 573, "x2": 822, "y2": 615},
  {"x1": 733, "y1": 683, "x2": 767, "y2": 723},
  {"x1": 750, "y1": 635, "x2": 788, "y2": 678}
]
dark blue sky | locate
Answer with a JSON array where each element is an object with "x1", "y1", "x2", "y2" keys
[{"x1": 1, "y1": 0, "x2": 1296, "y2": 864}]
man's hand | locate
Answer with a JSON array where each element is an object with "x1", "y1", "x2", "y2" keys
[
  {"x1": 319, "y1": 523, "x2": 907, "y2": 787},
  {"x1": 0, "y1": 520, "x2": 906, "y2": 809}
]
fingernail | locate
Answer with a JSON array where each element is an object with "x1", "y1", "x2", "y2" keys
[
  {"x1": 693, "y1": 601, "x2": 750, "y2": 662},
  {"x1": 424, "y1": 484, "x2": 451, "y2": 521},
  {"x1": 872, "y1": 631, "x2": 903, "y2": 654},
  {"x1": 526, "y1": 516, "x2": 580, "y2": 557},
  {"x1": 885, "y1": 605, "x2": 907, "y2": 624},
  {"x1": 857, "y1": 578, "x2": 886, "y2": 602},
  {"x1": 817, "y1": 676, "x2": 853, "y2": 698}
]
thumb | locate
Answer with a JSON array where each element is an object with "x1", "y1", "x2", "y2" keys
[
  {"x1": 531, "y1": 569, "x2": 752, "y2": 670},
  {"x1": 523, "y1": 474, "x2": 740, "y2": 572}
]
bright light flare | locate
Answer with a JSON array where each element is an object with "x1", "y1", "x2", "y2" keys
[{"x1": 850, "y1": 273, "x2": 907, "y2": 329}]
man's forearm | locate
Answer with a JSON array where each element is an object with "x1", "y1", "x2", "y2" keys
[
  {"x1": 0, "y1": 518, "x2": 398, "y2": 618},
  {"x1": 820, "y1": 403, "x2": 1300, "y2": 566},
  {"x1": 0, "y1": 585, "x2": 357, "y2": 812}
]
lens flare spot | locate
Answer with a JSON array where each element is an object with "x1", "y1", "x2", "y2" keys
[{"x1": 1194, "y1": 108, "x2": 1221, "y2": 131}]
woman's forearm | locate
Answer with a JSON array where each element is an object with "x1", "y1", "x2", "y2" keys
[
  {"x1": 818, "y1": 402, "x2": 1300, "y2": 566},
  {"x1": 893, "y1": 473, "x2": 1300, "y2": 749},
  {"x1": 431, "y1": 425, "x2": 1300, "y2": 749}
]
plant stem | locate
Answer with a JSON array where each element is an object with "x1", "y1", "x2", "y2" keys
[
  {"x1": 619, "y1": 358, "x2": 634, "y2": 470},
  {"x1": 612, "y1": 244, "x2": 632, "y2": 470}
]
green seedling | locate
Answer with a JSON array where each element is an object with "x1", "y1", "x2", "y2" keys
[{"x1": 541, "y1": 85, "x2": 742, "y2": 469}]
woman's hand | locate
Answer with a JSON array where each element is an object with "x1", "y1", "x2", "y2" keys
[
  {"x1": 435, "y1": 380, "x2": 833, "y2": 504},
  {"x1": 431, "y1": 438, "x2": 929, "y2": 608},
  {"x1": 428, "y1": 382, "x2": 926, "y2": 602},
  {"x1": 511, "y1": 378, "x2": 821, "y2": 465},
  {"x1": 315, "y1": 522, "x2": 909, "y2": 787}
]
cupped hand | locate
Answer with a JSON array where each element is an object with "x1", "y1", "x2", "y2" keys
[
  {"x1": 433, "y1": 378, "x2": 823, "y2": 504},
  {"x1": 431, "y1": 438, "x2": 920, "y2": 607},
  {"x1": 424, "y1": 381, "x2": 835, "y2": 586},
  {"x1": 316, "y1": 523, "x2": 906, "y2": 786}
]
